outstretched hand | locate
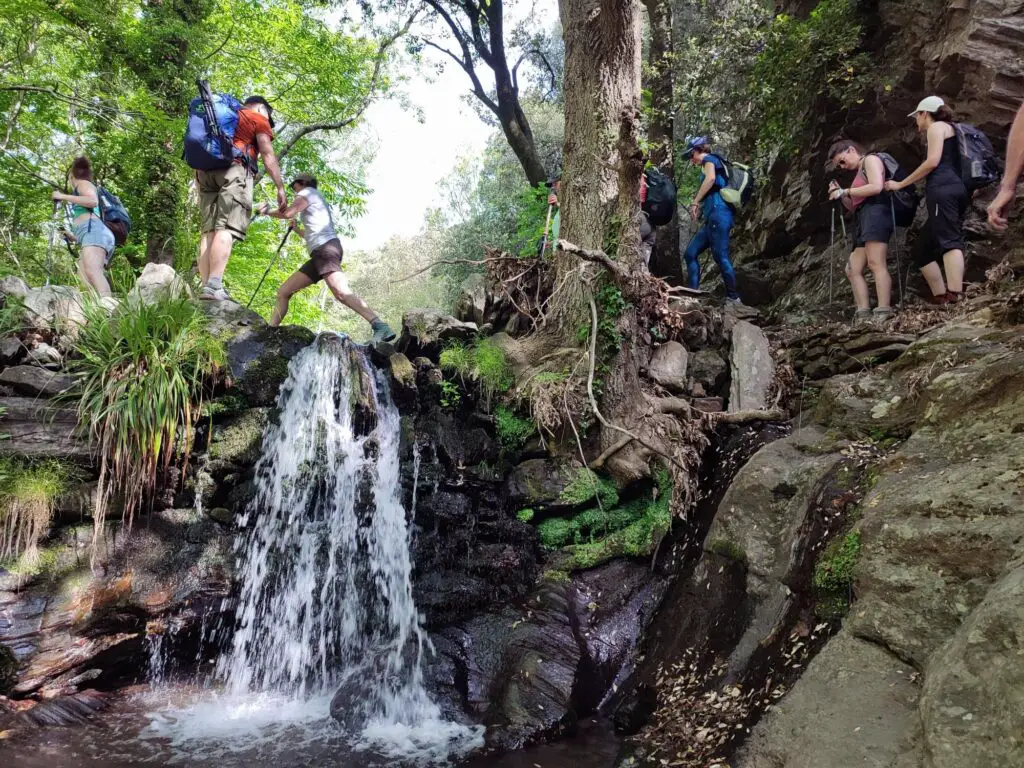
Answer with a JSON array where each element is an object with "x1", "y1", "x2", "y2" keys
[
  {"x1": 987, "y1": 186, "x2": 1014, "y2": 231},
  {"x1": 277, "y1": 186, "x2": 288, "y2": 211},
  {"x1": 883, "y1": 180, "x2": 902, "y2": 193}
]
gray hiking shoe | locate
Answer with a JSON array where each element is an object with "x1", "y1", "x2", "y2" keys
[
  {"x1": 199, "y1": 285, "x2": 231, "y2": 301},
  {"x1": 872, "y1": 306, "x2": 894, "y2": 324},
  {"x1": 370, "y1": 319, "x2": 397, "y2": 356},
  {"x1": 853, "y1": 308, "x2": 872, "y2": 324}
]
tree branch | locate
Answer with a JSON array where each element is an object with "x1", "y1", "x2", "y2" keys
[
  {"x1": 558, "y1": 239, "x2": 628, "y2": 280},
  {"x1": 420, "y1": 40, "x2": 500, "y2": 114},
  {"x1": 272, "y1": 8, "x2": 421, "y2": 166},
  {"x1": 711, "y1": 408, "x2": 787, "y2": 424}
]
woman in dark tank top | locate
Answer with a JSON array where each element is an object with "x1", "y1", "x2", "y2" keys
[{"x1": 885, "y1": 96, "x2": 968, "y2": 304}]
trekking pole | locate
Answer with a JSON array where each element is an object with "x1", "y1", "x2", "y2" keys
[
  {"x1": 829, "y1": 204, "x2": 836, "y2": 306},
  {"x1": 45, "y1": 200, "x2": 60, "y2": 286},
  {"x1": 890, "y1": 196, "x2": 905, "y2": 307},
  {"x1": 538, "y1": 203, "x2": 554, "y2": 258},
  {"x1": 246, "y1": 225, "x2": 293, "y2": 309}
]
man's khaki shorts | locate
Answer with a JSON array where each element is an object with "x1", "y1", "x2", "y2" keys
[{"x1": 196, "y1": 164, "x2": 253, "y2": 240}]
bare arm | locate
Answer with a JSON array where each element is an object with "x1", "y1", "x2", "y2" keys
[
  {"x1": 256, "y1": 132, "x2": 287, "y2": 209},
  {"x1": 851, "y1": 155, "x2": 885, "y2": 197},
  {"x1": 895, "y1": 123, "x2": 946, "y2": 188},
  {"x1": 266, "y1": 195, "x2": 309, "y2": 220},
  {"x1": 692, "y1": 162, "x2": 717, "y2": 206},
  {"x1": 1001, "y1": 102, "x2": 1024, "y2": 193},
  {"x1": 53, "y1": 180, "x2": 98, "y2": 209}
]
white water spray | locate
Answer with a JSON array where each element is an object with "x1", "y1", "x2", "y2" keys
[{"x1": 205, "y1": 334, "x2": 481, "y2": 761}]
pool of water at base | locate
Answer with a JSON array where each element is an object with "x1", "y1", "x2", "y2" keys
[{"x1": 0, "y1": 687, "x2": 621, "y2": 768}]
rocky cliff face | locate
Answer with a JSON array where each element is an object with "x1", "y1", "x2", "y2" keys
[{"x1": 738, "y1": 0, "x2": 1024, "y2": 307}]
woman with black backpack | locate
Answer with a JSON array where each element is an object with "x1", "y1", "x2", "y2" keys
[
  {"x1": 884, "y1": 96, "x2": 967, "y2": 304},
  {"x1": 51, "y1": 156, "x2": 113, "y2": 297},
  {"x1": 826, "y1": 140, "x2": 894, "y2": 323}
]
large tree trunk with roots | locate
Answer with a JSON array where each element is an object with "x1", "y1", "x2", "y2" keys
[{"x1": 549, "y1": 0, "x2": 707, "y2": 506}]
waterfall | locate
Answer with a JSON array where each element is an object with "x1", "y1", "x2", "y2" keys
[{"x1": 205, "y1": 334, "x2": 480, "y2": 762}]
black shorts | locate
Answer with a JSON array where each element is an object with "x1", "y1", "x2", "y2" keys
[
  {"x1": 920, "y1": 179, "x2": 968, "y2": 265},
  {"x1": 298, "y1": 238, "x2": 344, "y2": 283},
  {"x1": 854, "y1": 203, "x2": 893, "y2": 248}
]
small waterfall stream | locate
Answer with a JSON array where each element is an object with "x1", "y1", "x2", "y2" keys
[{"x1": 140, "y1": 335, "x2": 482, "y2": 765}]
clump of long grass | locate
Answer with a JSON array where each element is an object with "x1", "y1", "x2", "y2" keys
[
  {"x1": 0, "y1": 457, "x2": 76, "y2": 565},
  {"x1": 67, "y1": 297, "x2": 225, "y2": 548}
]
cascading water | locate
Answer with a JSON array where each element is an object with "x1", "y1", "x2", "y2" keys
[{"x1": 141, "y1": 335, "x2": 482, "y2": 765}]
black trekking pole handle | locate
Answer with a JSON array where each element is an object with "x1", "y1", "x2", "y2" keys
[{"x1": 246, "y1": 225, "x2": 293, "y2": 309}]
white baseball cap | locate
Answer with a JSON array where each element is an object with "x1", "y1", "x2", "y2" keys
[{"x1": 908, "y1": 96, "x2": 945, "y2": 116}]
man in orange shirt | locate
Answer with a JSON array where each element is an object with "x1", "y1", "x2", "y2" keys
[{"x1": 196, "y1": 95, "x2": 287, "y2": 301}]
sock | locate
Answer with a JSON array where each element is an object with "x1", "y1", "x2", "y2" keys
[
  {"x1": 369, "y1": 316, "x2": 381, "y2": 328},
  {"x1": 207, "y1": 276, "x2": 223, "y2": 290}
]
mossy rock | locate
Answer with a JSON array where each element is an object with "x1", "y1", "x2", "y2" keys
[
  {"x1": 208, "y1": 408, "x2": 269, "y2": 466},
  {"x1": 223, "y1": 324, "x2": 315, "y2": 407}
]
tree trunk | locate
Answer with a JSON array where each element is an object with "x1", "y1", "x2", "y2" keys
[
  {"x1": 642, "y1": 0, "x2": 683, "y2": 283},
  {"x1": 554, "y1": 0, "x2": 643, "y2": 325}
]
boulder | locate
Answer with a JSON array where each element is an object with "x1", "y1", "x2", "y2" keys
[
  {"x1": 398, "y1": 309, "x2": 478, "y2": 358},
  {"x1": 0, "y1": 366, "x2": 76, "y2": 398},
  {"x1": 647, "y1": 341, "x2": 689, "y2": 393},
  {"x1": 454, "y1": 273, "x2": 488, "y2": 326},
  {"x1": 198, "y1": 299, "x2": 265, "y2": 336},
  {"x1": 387, "y1": 352, "x2": 417, "y2": 406},
  {"x1": 0, "y1": 276, "x2": 29, "y2": 300},
  {"x1": 26, "y1": 342, "x2": 62, "y2": 368},
  {"x1": 690, "y1": 349, "x2": 729, "y2": 393},
  {"x1": 127, "y1": 263, "x2": 191, "y2": 306},
  {"x1": 208, "y1": 408, "x2": 270, "y2": 467},
  {"x1": 22, "y1": 286, "x2": 85, "y2": 332},
  {"x1": 728, "y1": 320, "x2": 774, "y2": 412},
  {"x1": 505, "y1": 458, "x2": 580, "y2": 510},
  {"x1": 0, "y1": 337, "x2": 23, "y2": 366}
]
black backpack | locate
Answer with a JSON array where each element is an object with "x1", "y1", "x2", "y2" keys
[
  {"x1": 953, "y1": 123, "x2": 1002, "y2": 192},
  {"x1": 872, "y1": 152, "x2": 919, "y2": 227},
  {"x1": 643, "y1": 167, "x2": 677, "y2": 226}
]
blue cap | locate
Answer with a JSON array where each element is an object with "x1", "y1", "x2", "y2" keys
[{"x1": 684, "y1": 136, "x2": 710, "y2": 154}]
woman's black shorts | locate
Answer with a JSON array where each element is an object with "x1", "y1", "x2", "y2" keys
[
  {"x1": 298, "y1": 238, "x2": 344, "y2": 283},
  {"x1": 854, "y1": 202, "x2": 893, "y2": 248},
  {"x1": 920, "y1": 179, "x2": 968, "y2": 266}
]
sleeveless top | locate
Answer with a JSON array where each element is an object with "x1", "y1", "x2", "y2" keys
[
  {"x1": 928, "y1": 128, "x2": 964, "y2": 190},
  {"x1": 70, "y1": 184, "x2": 100, "y2": 219}
]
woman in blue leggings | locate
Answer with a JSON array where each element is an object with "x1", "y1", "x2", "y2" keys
[{"x1": 682, "y1": 137, "x2": 741, "y2": 302}]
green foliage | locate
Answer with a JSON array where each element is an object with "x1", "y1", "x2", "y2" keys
[
  {"x1": 813, "y1": 530, "x2": 862, "y2": 617},
  {"x1": 0, "y1": 457, "x2": 77, "y2": 562},
  {"x1": 438, "y1": 379, "x2": 462, "y2": 409},
  {"x1": 559, "y1": 468, "x2": 619, "y2": 508},
  {"x1": 494, "y1": 405, "x2": 536, "y2": 451},
  {"x1": 516, "y1": 508, "x2": 535, "y2": 523},
  {"x1": 537, "y1": 517, "x2": 573, "y2": 548},
  {"x1": 751, "y1": 0, "x2": 873, "y2": 158},
  {"x1": 67, "y1": 296, "x2": 224, "y2": 545},
  {"x1": 0, "y1": 294, "x2": 26, "y2": 337},
  {"x1": 439, "y1": 338, "x2": 514, "y2": 408}
]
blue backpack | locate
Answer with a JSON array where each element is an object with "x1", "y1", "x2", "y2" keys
[
  {"x1": 97, "y1": 186, "x2": 131, "y2": 246},
  {"x1": 183, "y1": 80, "x2": 245, "y2": 171}
]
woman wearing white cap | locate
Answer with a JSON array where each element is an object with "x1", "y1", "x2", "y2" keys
[{"x1": 884, "y1": 96, "x2": 967, "y2": 304}]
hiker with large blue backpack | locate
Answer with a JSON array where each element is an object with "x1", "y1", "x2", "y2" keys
[
  {"x1": 681, "y1": 137, "x2": 744, "y2": 303},
  {"x1": 184, "y1": 80, "x2": 288, "y2": 301},
  {"x1": 884, "y1": 96, "x2": 1001, "y2": 304},
  {"x1": 50, "y1": 155, "x2": 124, "y2": 297}
]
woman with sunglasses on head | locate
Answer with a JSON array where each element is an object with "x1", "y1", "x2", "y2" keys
[
  {"x1": 826, "y1": 140, "x2": 893, "y2": 323},
  {"x1": 884, "y1": 96, "x2": 967, "y2": 304}
]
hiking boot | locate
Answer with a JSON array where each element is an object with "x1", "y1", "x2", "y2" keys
[
  {"x1": 853, "y1": 308, "x2": 872, "y2": 324},
  {"x1": 370, "y1": 319, "x2": 397, "y2": 356},
  {"x1": 872, "y1": 306, "x2": 894, "y2": 324},
  {"x1": 199, "y1": 286, "x2": 231, "y2": 302},
  {"x1": 922, "y1": 292, "x2": 952, "y2": 306},
  {"x1": 945, "y1": 290, "x2": 965, "y2": 304}
]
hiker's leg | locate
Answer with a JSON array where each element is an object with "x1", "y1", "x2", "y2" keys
[
  {"x1": 198, "y1": 232, "x2": 212, "y2": 284},
  {"x1": 205, "y1": 230, "x2": 236, "y2": 286},
  {"x1": 709, "y1": 210, "x2": 740, "y2": 300},
  {"x1": 683, "y1": 227, "x2": 710, "y2": 290},
  {"x1": 323, "y1": 271, "x2": 378, "y2": 323},
  {"x1": 271, "y1": 271, "x2": 313, "y2": 327},
  {"x1": 865, "y1": 242, "x2": 891, "y2": 309},
  {"x1": 846, "y1": 247, "x2": 870, "y2": 310},
  {"x1": 919, "y1": 261, "x2": 947, "y2": 296},
  {"x1": 78, "y1": 245, "x2": 112, "y2": 297},
  {"x1": 942, "y1": 249, "x2": 965, "y2": 293},
  {"x1": 640, "y1": 215, "x2": 655, "y2": 266}
]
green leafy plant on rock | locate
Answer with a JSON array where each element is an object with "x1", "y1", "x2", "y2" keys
[
  {"x1": 0, "y1": 457, "x2": 77, "y2": 565},
  {"x1": 68, "y1": 297, "x2": 224, "y2": 547},
  {"x1": 439, "y1": 338, "x2": 514, "y2": 409},
  {"x1": 813, "y1": 530, "x2": 861, "y2": 618},
  {"x1": 494, "y1": 405, "x2": 536, "y2": 451},
  {"x1": 559, "y1": 468, "x2": 619, "y2": 508}
]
